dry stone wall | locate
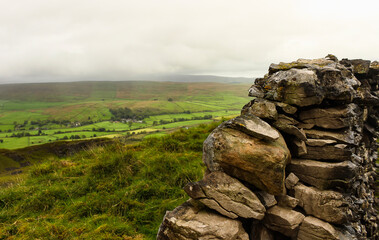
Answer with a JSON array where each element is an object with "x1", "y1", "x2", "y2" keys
[{"x1": 157, "y1": 55, "x2": 378, "y2": 240}]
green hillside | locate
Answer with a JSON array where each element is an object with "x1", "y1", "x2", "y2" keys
[
  {"x1": 0, "y1": 121, "x2": 220, "y2": 239},
  {"x1": 0, "y1": 81, "x2": 250, "y2": 149}
]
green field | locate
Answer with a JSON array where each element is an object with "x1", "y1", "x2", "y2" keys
[
  {"x1": 0, "y1": 121, "x2": 222, "y2": 239},
  {"x1": 0, "y1": 81, "x2": 251, "y2": 150}
]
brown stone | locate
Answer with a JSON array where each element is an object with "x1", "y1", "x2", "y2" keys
[
  {"x1": 300, "y1": 144, "x2": 352, "y2": 162},
  {"x1": 287, "y1": 159, "x2": 357, "y2": 189},
  {"x1": 203, "y1": 123, "x2": 290, "y2": 195},
  {"x1": 297, "y1": 216, "x2": 340, "y2": 240},
  {"x1": 263, "y1": 206, "x2": 305, "y2": 237},
  {"x1": 276, "y1": 195, "x2": 299, "y2": 209},
  {"x1": 184, "y1": 172, "x2": 265, "y2": 219},
  {"x1": 306, "y1": 139, "x2": 337, "y2": 147},
  {"x1": 294, "y1": 184, "x2": 348, "y2": 224},
  {"x1": 157, "y1": 200, "x2": 249, "y2": 240},
  {"x1": 285, "y1": 173, "x2": 299, "y2": 190},
  {"x1": 256, "y1": 191, "x2": 277, "y2": 208}
]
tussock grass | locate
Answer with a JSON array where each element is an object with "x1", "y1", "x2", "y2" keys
[{"x1": 0, "y1": 121, "x2": 220, "y2": 239}]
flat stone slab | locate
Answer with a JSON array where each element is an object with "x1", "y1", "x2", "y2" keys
[
  {"x1": 184, "y1": 171, "x2": 265, "y2": 220},
  {"x1": 157, "y1": 200, "x2": 249, "y2": 240},
  {"x1": 297, "y1": 216, "x2": 340, "y2": 240},
  {"x1": 294, "y1": 184, "x2": 348, "y2": 224},
  {"x1": 224, "y1": 114, "x2": 280, "y2": 141},
  {"x1": 287, "y1": 159, "x2": 357, "y2": 189},
  {"x1": 263, "y1": 206, "x2": 305, "y2": 237}
]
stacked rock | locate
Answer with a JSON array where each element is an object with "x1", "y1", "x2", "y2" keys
[{"x1": 157, "y1": 56, "x2": 378, "y2": 240}]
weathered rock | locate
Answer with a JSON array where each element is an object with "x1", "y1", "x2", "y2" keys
[
  {"x1": 263, "y1": 58, "x2": 361, "y2": 104},
  {"x1": 260, "y1": 68, "x2": 324, "y2": 107},
  {"x1": 248, "y1": 85, "x2": 265, "y2": 98},
  {"x1": 289, "y1": 139, "x2": 307, "y2": 157},
  {"x1": 303, "y1": 128, "x2": 360, "y2": 145},
  {"x1": 256, "y1": 191, "x2": 277, "y2": 208},
  {"x1": 297, "y1": 216, "x2": 340, "y2": 240},
  {"x1": 203, "y1": 123, "x2": 290, "y2": 195},
  {"x1": 287, "y1": 159, "x2": 357, "y2": 189},
  {"x1": 223, "y1": 114, "x2": 279, "y2": 141},
  {"x1": 251, "y1": 221, "x2": 275, "y2": 240},
  {"x1": 268, "y1": 58, "x2": 336, "y2": 74},
  {"x1": 184, "y1": 172, "x2": 265, "y2": 219},
  {"x1": 306, "y1": 138, "x2": 337, "y2": 147},
  {"x1": 349, "y1": 59, "x2": 371, "y2": 75},
  {"x1": 263, "y1": 206, "x2": 305, "y2": 237},
  {"x1": 299, "y1": 104, "x2": 361, "y2": 129},
  {"x1": 300, "y1": 144, "x2": 352, "y2": 161},
  {"x1": 273, "y1": 115, "x2": 307, "y2": 141},
  {"x1": 276, "y1": 195, "x2": 299, "y2": 208},
  {"x1": 294, "y1": 184, "x2": 348, "y2": 224},
  {"x1": 274, "y1": 101, "x2": 297, "y2": 114},
  {"x1": 242, "y1": 98, "x2": 278, "y2": 120},
  {"x1": 157, "y1": 200, "x2": 249, "y2": 240},
  {"x1": 285, "y1": 173, "x2": 299, "y2": 190}
]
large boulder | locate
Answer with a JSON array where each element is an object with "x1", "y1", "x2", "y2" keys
[
  {"x1": 203, "y1": 116, "x2": 290, "y2": 195},
  {"x1": 294, "y1": 184, "x2": 348, "y2": 224},
  {"x1": 263, "y1": 206, "x2": 305, "y2": 237},
  {"x1": 184, "y1": 171, "x2": 265, "y2": 220},
  {"x1": 297, "y1": 216, "x2": 340, "y2": 240},
  {"x1": 287, "y1": 159, "x2": 357, "y2": 189},
  {"x1": 157, "y1": 200, "x2": 249, "y2": 240}
]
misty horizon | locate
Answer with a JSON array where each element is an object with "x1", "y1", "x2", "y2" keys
[{"x1": 0, "y1": 0, "x2": 378, "y2": 84}]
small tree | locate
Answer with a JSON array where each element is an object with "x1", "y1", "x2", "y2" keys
[{"x1": 168, "y1": 98, "x2": 173, "y2": 102}]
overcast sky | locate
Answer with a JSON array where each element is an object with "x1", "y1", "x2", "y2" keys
[{"x1": 0, "y1": 0, "x2": 378, "y2": 83}]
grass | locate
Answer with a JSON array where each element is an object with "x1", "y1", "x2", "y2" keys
[
  {"x1": 0, "y1": 81, "x2": 251, "y2": 149},
  {"x1": 0, "y1": 121, "x2": 220, "y2": 239}
]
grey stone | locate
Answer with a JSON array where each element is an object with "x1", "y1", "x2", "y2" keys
[
  {"x1": 184, "y1": 172, "x2": 265, "y2": 219},
  {"x1": 157, "y1": 200, "x2": 249, "y2": 240},
  {"x1": 224, "y1": 114, "x2": 279, "y2": 141},
  {"x1": 304, "y1": 129, "x2": 360, "y2": 145},
  {"x1": 299, "y1": 104, "x2": 361, "y2": 129},
  {"x1": 242, "y1": 98, "x2": 278, "y2": 120}
]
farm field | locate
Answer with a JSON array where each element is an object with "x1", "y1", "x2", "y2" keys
[{"x1": 0, "y1": 81, "x2": 251, "y2": 149}]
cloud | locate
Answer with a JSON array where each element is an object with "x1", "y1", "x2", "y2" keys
[{"x1": 0, "y1": 0, "x2": 378, "y2": 83}]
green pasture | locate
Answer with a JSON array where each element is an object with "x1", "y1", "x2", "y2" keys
[{"x1": 0, "y1": 81, "x2": 251, "y2": 149}]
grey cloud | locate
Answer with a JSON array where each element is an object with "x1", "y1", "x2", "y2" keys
[{"x1": 0, "y1": 0, "x2": 378, "y2": 83}]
